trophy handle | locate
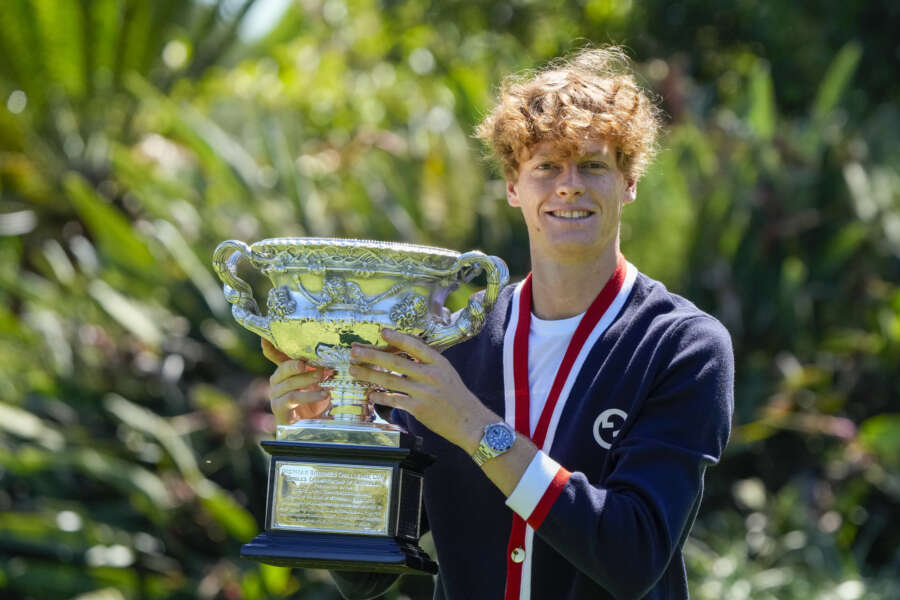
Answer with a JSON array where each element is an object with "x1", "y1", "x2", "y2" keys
[
  {"x1": 423, "y1": 251, "x2": 509, "y2": 351},
  {"x1": 212, "y1": 240, "x2": 276, "y2": 345}
]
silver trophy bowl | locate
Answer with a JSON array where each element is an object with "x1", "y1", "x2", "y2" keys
[{"x1": 213, "y1": 237, "x2": 509, "y2": 444}]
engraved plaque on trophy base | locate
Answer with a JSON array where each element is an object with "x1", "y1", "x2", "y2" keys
[{"x1": 240, "y1": 430, "x2": 437, "y2": 574}]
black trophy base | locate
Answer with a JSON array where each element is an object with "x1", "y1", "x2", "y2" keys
[
  {"x1": 241, "y1": 531, "x2": 436, "y2": 574},
  {"x1": 241, "y1": 432, "x2": 437, "y2": 575}
]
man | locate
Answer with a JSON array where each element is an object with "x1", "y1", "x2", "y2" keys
[{"x1": 264, "y1": 46, "x2": 734, "y2": 599}]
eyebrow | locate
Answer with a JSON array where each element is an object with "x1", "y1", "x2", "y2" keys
[
  {"x1": 531, "y1": 151, "x2": 610, "y2": 161},
  {"x1": 527, "y1": 147, "x2": 612, "y2": 163}
]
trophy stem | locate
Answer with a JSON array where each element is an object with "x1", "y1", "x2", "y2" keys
[{"x1": 320, "y1": 371, "x2": 373, "y2": 423}]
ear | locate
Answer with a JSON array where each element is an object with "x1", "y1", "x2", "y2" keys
[
  {"x1": 624, "y1": 179, "x2": 637, "y2": 204},
  {"x1": 506, "y1": 179, "x2": 521, "y2": 207}
]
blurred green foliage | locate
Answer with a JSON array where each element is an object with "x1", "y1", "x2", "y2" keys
[{"x1": 1, "y1": 0, "x2": 898, "y2": 598}]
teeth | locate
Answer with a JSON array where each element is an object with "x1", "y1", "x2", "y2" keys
[{"x1": 550, "y1": 210, "x2": 592, "y2": 219}]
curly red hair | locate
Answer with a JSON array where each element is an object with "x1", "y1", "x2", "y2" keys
[{"x1": 475, "y1": 46, "x2": 662, "y2": 182}]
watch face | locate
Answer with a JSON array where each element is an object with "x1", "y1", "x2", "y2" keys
[{"x1": 485, "y1": 423, "x2": 515, "y2": 451}]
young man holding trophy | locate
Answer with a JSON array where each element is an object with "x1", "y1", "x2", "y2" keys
[{"x1": 262, "y1": 47, "x2": 734, "y2": 600}]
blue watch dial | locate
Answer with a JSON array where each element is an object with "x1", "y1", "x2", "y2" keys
[{"x1": 485, "y1": 423, "x2": 515, "y2": 451}]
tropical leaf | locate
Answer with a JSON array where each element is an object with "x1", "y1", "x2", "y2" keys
[
  {"x1": 747, "y1": 60, "x2": 776, "y2": 140},
  {"x1": 812, "y1": 41, "x2": 863, "y2": 121},
  {"x1": 858, "y1": 414, "x2": 900, "y2": 469},
  {"x1": 64, "y1": 173, "x2": 156, "y2": 273}
]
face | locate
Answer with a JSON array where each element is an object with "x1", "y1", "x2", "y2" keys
[{"x1": 506, "y1": 139, "x2": 636, "y2": 266}]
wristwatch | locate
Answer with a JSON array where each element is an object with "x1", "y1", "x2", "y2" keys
[{"x1": 472, "y1": 422, "x2": 516, "y2": 466}]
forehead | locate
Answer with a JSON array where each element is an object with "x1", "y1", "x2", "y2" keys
[{"x1": 522, "y1": 138, "x2": 617, "y2": 162}]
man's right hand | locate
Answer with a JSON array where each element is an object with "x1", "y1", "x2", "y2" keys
[{"x1": 262, "y1": 338, "x2": 331, "y2": 425}]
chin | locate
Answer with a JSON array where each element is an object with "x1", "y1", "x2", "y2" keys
[
  {"x1": 545, "y1": 241, "x2": 601, "y2": 260},
  {"x1": 540, "y1": 234, "x2": 615, "y2": 261}
]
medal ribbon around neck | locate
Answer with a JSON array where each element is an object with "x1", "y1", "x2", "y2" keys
[{"x1": 504, "y1": 253, "x2": 628, "y2": 600}]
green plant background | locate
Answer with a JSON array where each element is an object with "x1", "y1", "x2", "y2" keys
[{"x1": 1, "y1": 1, "x2": 898, "y2": 598}]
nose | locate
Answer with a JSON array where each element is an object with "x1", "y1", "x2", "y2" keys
[{"x1": 556, "y1": 166, "x2": 585, "y2": 198}]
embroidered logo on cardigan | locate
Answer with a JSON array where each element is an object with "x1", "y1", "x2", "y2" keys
[{"x1": 593, "y1": 409, "x2": 628, "y2": 449}]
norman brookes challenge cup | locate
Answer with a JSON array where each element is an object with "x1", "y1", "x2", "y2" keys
[{"x1": 212, "y1": 238, "x2": 509, "y2": 573}]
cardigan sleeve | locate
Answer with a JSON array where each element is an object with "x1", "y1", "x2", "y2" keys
[{"x1": 507, "y1": 316, "x2": 734, "y2": 599}]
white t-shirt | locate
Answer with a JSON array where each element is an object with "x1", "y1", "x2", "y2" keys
[{"x1": 527, "y1": 311, "x2": 584, "y2": 435}]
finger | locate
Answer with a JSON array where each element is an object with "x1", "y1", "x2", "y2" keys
[
  {"x1": 381, "y1": 329, "x2": 440, "y2": 364},
  {"x1": 288, "y1": 404, "x2": 321, "y2": 424},
  {"x1": 369, "y1": 391, "x2": 413, "y2": 410},
  {"x1": 272, "y1": 389, "x2": 330, "y2": 422},
  {"x1": 289, "y1": 396, "x2": 332, "y2": 423},
  {"x1": 350, "y1": 344, "x2": 425, "y2": 378},
  {"x1": 349, "y1": 364, "x2": 428, "y2": 397},
  {"x1": 261, "y1": 338, "x2": 291, "y2": 364},
  {"x1": 270, "y1": 371, "x2": 325, "y2": 398},
  {"x1": 270, "y1": 358, "x2": 314, "y2": 385},
  {"x1": 350, "y1": 341, "x2": 406, "y2": 358}
]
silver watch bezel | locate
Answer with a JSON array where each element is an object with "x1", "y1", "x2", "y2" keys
[{"x1": 473, "y1": 422, "x2": 516, "y2": 466}]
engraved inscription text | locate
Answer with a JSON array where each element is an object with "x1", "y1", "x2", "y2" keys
[{"x1": 272, "y1": 462, "x2": 392, "y2": 535}]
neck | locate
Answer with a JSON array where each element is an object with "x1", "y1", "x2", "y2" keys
[{"x1": 529, "y1": 244, "x2": 620, "y2": 320}]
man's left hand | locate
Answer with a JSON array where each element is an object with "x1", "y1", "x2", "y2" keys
[{"x1": 348, "y1": 329, "x2": 495, "y2": 454}]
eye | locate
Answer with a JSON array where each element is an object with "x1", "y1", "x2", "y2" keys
[
  {"x1": 533, "y1": 162, "x2": 558, "y2": 175},
  {"x1": 582, "y1": 161, "x2": 607, "y2": 171}
]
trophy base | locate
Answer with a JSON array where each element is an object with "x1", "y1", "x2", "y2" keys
[
  {"x1": 240, "y1": 531, "x2": 437, "y2": 574},
  {"x1": 275, "y1": 420, "x2": 403, "y2": 447},
  {"x1": 242, "y1": 429, "x2": 436, "y2": 575}
]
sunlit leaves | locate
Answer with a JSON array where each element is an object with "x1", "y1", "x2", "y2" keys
[
  {"x1": 746, "y1": 60, "x2": 775, "y2": 141},
  {"x1": 65, "y1": 173, "x2": 156, "y2": 273},
  {"x1": 812, "y1": 41, "x2": 863, "y2": 122},
  {"x1": 858, "y1": 414, "x2": 900, "y2": 469}
]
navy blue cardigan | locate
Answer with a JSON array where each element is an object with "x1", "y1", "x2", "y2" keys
[{"x1": 333, "y1": 272, "x2": 734, "y2": 599}]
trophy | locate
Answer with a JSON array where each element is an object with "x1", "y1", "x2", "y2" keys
[{"x1": 213, "y1": 238, "x2": 508, "y2": 573}]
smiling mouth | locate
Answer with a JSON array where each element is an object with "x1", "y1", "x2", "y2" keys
[{"x1": 546, "y1": 209, "x2": 595, "y2": 219}]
